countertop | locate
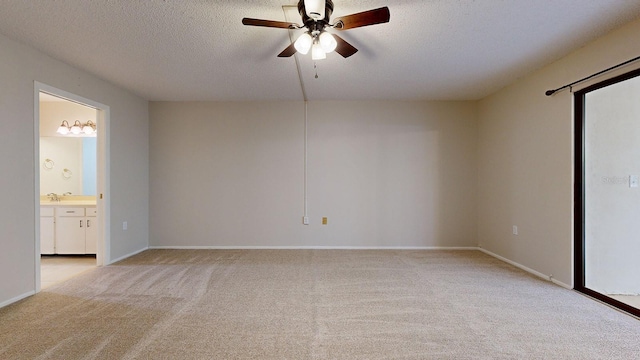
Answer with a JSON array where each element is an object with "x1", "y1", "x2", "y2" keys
[
  {"x1": 40, "y1": 201, "x2": 97, "y2": 207},
  {"x1": 40, "y1": 196, "x2": 97, "y2": 207}
]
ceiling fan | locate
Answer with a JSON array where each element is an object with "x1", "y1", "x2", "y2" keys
[{"x1": 242, "y1": 0, "x2": 390, "y2": 60}]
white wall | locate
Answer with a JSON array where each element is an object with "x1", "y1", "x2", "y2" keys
[
  {"x1": 149, "y1": 101, "x2": 477, "y2": 248},
  {"x1": 0, "y1": 32, "x2": 149, "y2": 306},
  {"x1": 585, "y1": 75, "x2": 640, "y2": 294},
  {"x1": 477, "y1": 18, "x2": 640, "y2": 287}
]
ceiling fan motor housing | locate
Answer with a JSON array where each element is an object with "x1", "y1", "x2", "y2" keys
[{"x1": 299, "y1": 0, "x2": 333, "y2": 27}]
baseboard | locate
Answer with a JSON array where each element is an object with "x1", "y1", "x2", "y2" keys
[
  {"x1": 478, "y1": 248, "x2": 572, "y2": 289},
  {"x1": 108, "y1": 246, "x2": 149, "y2": 265},
  {"x1": 0, "y1": 290, "x2": 35, "y2": 309},
  {"x1": 148, "y1": 245, "x2": 479, "y2": 250},
  {"x1": 550, "y1": 277, "x2": 572, "y2": 289}
]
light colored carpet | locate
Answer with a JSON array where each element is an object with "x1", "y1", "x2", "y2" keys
[{"x1": 1, "y1": 249, "x2": 639, "y2": 359}]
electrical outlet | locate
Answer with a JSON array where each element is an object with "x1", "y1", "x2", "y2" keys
[
  {"x1": 123, "y1": 221, "x2": 128, "y2": 230},
  {"x1": 303, "y1": 216, "x2": 309, "y2": 225},
  {"x1": 322, "y1": 217, "x2": 328, "y2": 225},
  {"x1": 512, "y1": 225, "x2": 518, "y2": 235},
  {"x1": 630, "y1": 175, "x2": 639, "y2": 188}
]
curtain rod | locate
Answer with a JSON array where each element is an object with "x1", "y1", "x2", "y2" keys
[{"x1": 545, "y1": 55, "x2": 640, "y2": 96}]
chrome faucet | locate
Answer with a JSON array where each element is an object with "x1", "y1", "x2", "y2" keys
[{"x1": 47, "y1": 193, "x2": 60, "y2": 202}]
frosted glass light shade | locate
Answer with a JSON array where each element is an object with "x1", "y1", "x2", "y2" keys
[
  {"x1": 82, "y1": 120, "x2": 96, "y2": 135},
  {"x1": 311, "y1": 42, "x2": 326, "y2": 60},
  {"x1": 57, "y1": 120, "x2": 70, "y2": 135},
  {"x1": 70, "y1": 120, "x2": 82, "y2": 135},
  {"x1": 319, "y1": 32, "x2": 337, "y2": 53},
  {"x1": 294, "y1": 33, "x2": 313, "y2": 55}
]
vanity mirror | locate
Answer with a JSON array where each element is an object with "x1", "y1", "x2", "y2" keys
[
  {"x1": 40, "y1": 136, "x2": 96, "y2": 196},
  {"x1": 39, "y1": 94, "x2": 97, "y2": 197}
]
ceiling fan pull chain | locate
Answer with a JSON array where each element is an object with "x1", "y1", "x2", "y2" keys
[{"x1": 314, "y1": 62, "x2": 319, "y2": 79}]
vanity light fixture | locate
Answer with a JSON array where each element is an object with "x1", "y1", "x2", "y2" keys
[
  {"x1": 82, "y1": 120, "x2": 96, "y2": 135},
  {"x1": 56, "y1": 120, "x2": 71, "y2": 135},
  {"x1": 56, "y1": 120, "x2": 97, "y2": 136},
  {"x1": 70, "y1": 120, "x2": 83, "y2": 135}
]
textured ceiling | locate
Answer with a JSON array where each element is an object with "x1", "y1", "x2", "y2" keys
[{"x1": 1, "y1": 0, "x2": 639, "y2": 101}]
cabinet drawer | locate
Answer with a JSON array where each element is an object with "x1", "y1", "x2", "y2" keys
[
  {"x1": 86, "y1": 208, "x2": 97, "y2": 217},
  {"x1": 56, "y1": 207, "x2": 85, "y2": 217},
  {"x1": 40, "y1": 207, "x2": 54, "y2": 217}
]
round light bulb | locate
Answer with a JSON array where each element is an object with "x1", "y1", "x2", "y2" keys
[
  {"x1": 294, "y1": 33, "x2": 313, "y2": 55},
  {"x1": 319, "y1": 32, "x2": 337, "y2": 53}
]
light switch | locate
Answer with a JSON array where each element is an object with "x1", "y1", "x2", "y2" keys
[{"x1": 630, "y1": 175, "x2": 639, "y2": 188}]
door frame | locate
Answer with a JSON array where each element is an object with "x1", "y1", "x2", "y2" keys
[
  {"x1": 33, "y1": 82, "x2": 111, "y2": 293},
  {"x1": 574, "y1": 67, "x2": 640, "y2": 318}
]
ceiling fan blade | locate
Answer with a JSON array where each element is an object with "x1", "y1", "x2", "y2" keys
[
  {"x1": 278, "y1": 43, "x2": 297, "y2": 57},
  {"x1": 333, "y1": 34, "x2": 358, "y2": 58},
  {"x1": 333, "y1": 7, "x2": 390, "y2": 30},
  {"x1": 242, "y1": 18, "x2": 298, "y2": 29}
]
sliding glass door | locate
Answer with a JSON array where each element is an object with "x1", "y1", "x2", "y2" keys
[{"x1": 575, "y1": 68, "x2": 640, "y2": 318}]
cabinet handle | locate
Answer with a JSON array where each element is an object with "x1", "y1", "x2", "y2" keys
[
  {"x1": 80, "y1": 220, "x2": 83, "y2": 228},
  {"x1": 87, "y1": 219, "x2": 91, "y2": 227}
]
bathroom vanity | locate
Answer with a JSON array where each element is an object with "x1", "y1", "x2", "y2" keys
[{"x1": 40, "y1": 197, "x2": 97, "y2": 255}]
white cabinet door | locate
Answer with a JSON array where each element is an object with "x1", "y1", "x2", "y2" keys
[
  {"x1": 55, "y1": 217, "x2": 86, "y2": 254},
  {"x1": 54, "y1": 207, "x2": 96, "y2": 255},
  {"x1": 40, "y1": 216, "x2": 55, "y2": 255},
  {"x1": 85, "y1": 216, "x2": 97, "y2": 254}
]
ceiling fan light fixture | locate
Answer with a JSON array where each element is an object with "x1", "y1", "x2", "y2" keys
[
  {"x1": 319, "y1": 32, "x2": 337, "y2": 53},
  {"x1": 311, "y1": 42, "x2": 326, "y2": 60},
  {"x1": 294, "y1": 33, "x2": 313, "y2": 55}
]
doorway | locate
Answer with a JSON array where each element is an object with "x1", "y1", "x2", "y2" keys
[
  {"x1": 34, "y1": 82, "x2": 111, "y2": 293},
  {"x1": 575, "y1": 67, "x2": 640, "y2": 318}
]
